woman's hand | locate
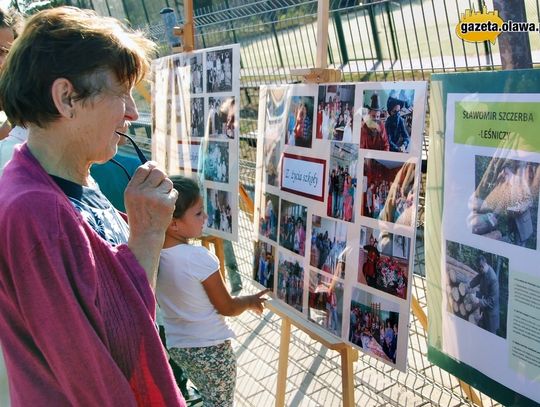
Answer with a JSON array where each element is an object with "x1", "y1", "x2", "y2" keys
[
  {"x1": 125, "y1": 162, "x2": 177, "y2": 236},
  {"x1": 124, "y1": 162, "x2": 178, "y2": 289}
]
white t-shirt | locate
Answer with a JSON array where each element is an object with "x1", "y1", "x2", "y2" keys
[
  {"x1": 0, "y1": 126, "x2": 28, "y2": 177},
  {"x1": 157, "y1": 244, "x2": 235, "y2": 348}
]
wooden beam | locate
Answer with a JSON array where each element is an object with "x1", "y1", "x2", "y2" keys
[
  {"x1": 182, "y1": 0, "x2": 195, "y2": 52},
  {"x1": 275, "y1": 318, "x2": 291, "y2": 407},
  {"x1": 315, "y1": 0, "x2": 330, "y2": 69},
  {"x1": 289, "y1": 0, "x2": 341, "y2": 83}
]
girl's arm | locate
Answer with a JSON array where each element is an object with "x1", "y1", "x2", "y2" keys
[{"x1": 203, "y1": 271, "x2": 269, "y2": 317}]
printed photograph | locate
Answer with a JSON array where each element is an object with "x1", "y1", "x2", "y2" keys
[
  {"x1": 360, "y1": 89, "x2": 415, "y2": 153},
  {"x1": 203, "y1": 141, "x2": 229, "y2": 183},
  {"x1": 445, "y1": 240, "x2": 509, "y2": 339},
  {"x1": 308, "y1": 269, "x2": 345, "y2": 336},
  {"x1": 327, "y1": 142, "x2": 358, "y2": 222},
  {"x1": 469, "y1": 156, "x2": 539, "y2": 250},
  {"x1": 206, "y1": 48, "x2": 233, "y2": 92},
  {"x1": 277, "y1": 251, "x2": 304, "y2": 313},
  {"x1": 362, "y1": 159, "x2": 416, "y2": 226},
  {"x1": 285, "y1": 96, "x2": 315, "y2": 148},
  {"x1": 190, "y1": 97, "x2": 204, "y2": 138},
  {"x1": 208, "y1": 96, "x2": 236, "y2": 139},
  {"x1": 177, "y1": 141, "x2": 201, "y2": 172},
  {"x1": 259, "y1": 193, "x2": 279, "y2": 242},
  {"x1": 253, "y1": 241, "x2": 275, "y2": 291},
  {"x1": 264, "y1": 87, "x2": 287, "y2": 187},
  {"x1": 316, "y1": 84, "x2": 355, "y2": 142},
  {"x1": 179, "y1": 53, "x2": 203, "y2": 94},
  {"x1": 310, "y1": 215, "x2": 347, "y2": 275},
  {"x1": 206, "y1": 188, "x2": 233, "y2": 233},
  {"x1": 358, "y1": 226, "x2": 410, "y2": 300},
  {"x1": 349, "y1": 287, "x2": 400, "y2": 364},
  {"x1": 279, "y1": 199, "x2": 308, "y2": 256}
]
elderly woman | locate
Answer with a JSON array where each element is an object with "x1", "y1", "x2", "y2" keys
[{"x1": 0, "y1": 7, "x2": 185, "y2": 406}]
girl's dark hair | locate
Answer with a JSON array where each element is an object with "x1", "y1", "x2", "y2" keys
[{"x1": 170, "y1": 175, "x2": 201, "y2": 219}]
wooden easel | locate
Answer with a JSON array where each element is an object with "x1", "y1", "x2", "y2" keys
[
  {"x1": 170, "y1": 0, "x2": 230, "y2": 280},
  {"x1": 266, "y1": 1, "x2": 360, "y2": 406}
]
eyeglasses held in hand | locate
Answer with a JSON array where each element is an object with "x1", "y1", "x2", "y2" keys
[{"x1": 109, "y1": 131, "x2": 149, "y2": 180}]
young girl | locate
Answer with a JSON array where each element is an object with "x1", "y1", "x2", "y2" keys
[{"x1": 157, "y1": 175, "x2": 269, "y2": 406}]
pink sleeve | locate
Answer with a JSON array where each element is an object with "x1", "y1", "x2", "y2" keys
[{"x1": 6, "y1": 199, "x2": 139, "y2": 406}]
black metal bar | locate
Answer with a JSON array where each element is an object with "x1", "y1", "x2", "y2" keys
[
  {"x1": 271, "y1": 22, "x2": 285, "y2": 68},
  {"x1": 367, "y1": 2, "x2": 383, "y2": 64},
  {"x1": 384, "y1": 1, "x2": 397, "y2": 67},
  {"x1": 139, "y1": 0, "x2": 151, "y2": 26},
  {"x1": 332, "y1": 10, "x2": 349, "y2": 66}
]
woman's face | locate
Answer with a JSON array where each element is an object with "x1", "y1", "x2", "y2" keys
[
  {"x1": 0, "y1": 27, "x2": 14, "y2": 67},
  {"x1": 72, "y1": 71, "x2": 138, "y2": 164}
]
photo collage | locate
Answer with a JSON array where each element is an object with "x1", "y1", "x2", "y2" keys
[
  {"x1": 254, "y1": 82, "x2": 427, "y2": 370},
  {"x1": 152, "y1": 45, "x2": 240, "y2": 240}
]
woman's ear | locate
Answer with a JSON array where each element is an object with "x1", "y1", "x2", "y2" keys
[{"x1": 50, "y1": 78, "x2": 75, "y2": 119}]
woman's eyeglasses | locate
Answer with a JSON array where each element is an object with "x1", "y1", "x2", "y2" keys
[{"x1": 109, "y1": 131, "x2": 149, "y2": 180}]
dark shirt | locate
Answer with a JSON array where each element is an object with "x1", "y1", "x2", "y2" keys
[
  {"x1": 385, "y1": 113, "x2": 410, "y2": 152},
  {"x1": 50, "y1": 174, "x2": 129, "y2": 246}
]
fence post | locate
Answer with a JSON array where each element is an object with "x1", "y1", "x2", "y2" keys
[
  {"x1": 332, "y1": 11, "x2": 350, "y2": 66},
  {"x1": 271, "y1": 22, "x2": 286, "y2": 68},
  {"x1": 492, "y1": 0, "x2": 532, "y2": 69},
  {"x1": 367, "y1": 1, "x2": 383, "y2": 63},
  {"x1": 384, "y1": 1, "x2": 398, "y2": 63},
  {"x1": 138, "y1": 0, "x2": 150, "y2": 27}
]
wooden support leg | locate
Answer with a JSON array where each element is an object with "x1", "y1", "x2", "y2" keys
[
  {"x1": 213, "y1": 237, "x2": 226, "y2": 280},
  {"x1": 275, "y1": 318, "x2": 291, "y2": 407},
  {"x1": 340, "y1": 346, "x2": 358, "y2": 407}
]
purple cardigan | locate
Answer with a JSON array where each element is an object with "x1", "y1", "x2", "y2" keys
[{"x1": 0, "y1": 144, "x2": 185, "y2": 406}]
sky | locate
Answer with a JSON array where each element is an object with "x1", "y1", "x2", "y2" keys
[{"x1": 0, "y1": 1, "x2": 10, "y2": 10}]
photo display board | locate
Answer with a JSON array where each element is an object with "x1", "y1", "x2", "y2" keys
[
  {"x1": 426, "y1": 69, "x2": 540, "y2": 405},
  {"x1": 151, "y1": 44, "x2": 240, "y2": 240},
  {"x1": 254, "y1": 82, "x2": 427, "y2": 370}
]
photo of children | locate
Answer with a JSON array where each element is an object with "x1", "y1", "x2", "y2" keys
[
  {"x1": 206, "y1": 188, "x2": 233, "y2": 233},
  {"x1": 253, "y1": 241, "x2": 275, "y2": 291},
  {"x1": 362, "y1": 159, "x2": 416, "y2": 226},
  {"x1": 445, "y1": 241, "x2": 509, "y2": 339},
  {"x1": 469, "y1": 156, "x2": 539, "y2": 250},
  {"x1": 190, "y1": 97, "x2": 204, "y2": 137},
  {"x1": 360, "y1": 89, "x2": 415, "y2": 152},
  {"x1": 206, "y1": 48, "x2": 233, "y2": 93},
  {"x1": 264, "y1": 88, "x2": 287, "y2": 186},
  {"x1": 181, "y1": 53, "x2": 203, "y2": 94},
  {"x1": 349, "y1": 287, "x2": 399, "y2": 364},
  {"x1": 358, "y1": 226, "x2": 410, "y2": 299},
  {"x1": 285, "y1": 96, "x2": 315, "y2": 148},
  {"x1": 259, "y1": 193, "x2": 279, "y2": 241},
  {"x1": 316, "y1": 84, "x2": 355, "y2": 142},
  {"x1": 208, "y1": 96, "x2": 236, "y2": 139},
  {"x1": 308, "y1": 269, "x2": 345, "y2": 336},
  {"x1": 310, "y1": 215, "x2": 347, "y2": 275},
  {"x1": 279, "y1": 199, "x2": 308, "y2": 256},
  {"x1": 203, "y1": 141, "x2": 229, "y2": 183},
  {"x1": 277, "y1": 252, "x2": 304, "y2": 312},
  {"x1": 327, "y1": 142, "x2": 358, "y2": 222}
]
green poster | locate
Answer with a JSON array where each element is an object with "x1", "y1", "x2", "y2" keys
[{"x1": 426, "y1": 69, "x2": 540, "y2": 406}]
